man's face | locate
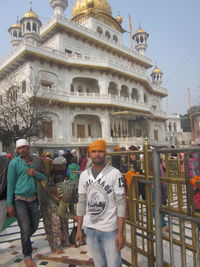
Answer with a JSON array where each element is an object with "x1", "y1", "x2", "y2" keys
[
  {"x1": 90, "y1": 150, "x2": 106, "y2": 165},
  {"x1": 17, "y1": 146, "x2": 29, "y2": 158},
  {"x1": 130, "y1": 154, "x2": 136, "y2": 160}
]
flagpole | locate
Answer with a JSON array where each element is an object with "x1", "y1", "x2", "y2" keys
[{"x1": 129, "y1": 13, "x2": 133, "y2": 49}]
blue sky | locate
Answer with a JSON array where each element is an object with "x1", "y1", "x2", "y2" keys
[{"x1": 0, "y1": 0, "x2": 200, "y2": 115}]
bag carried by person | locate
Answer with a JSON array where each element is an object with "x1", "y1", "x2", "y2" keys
[
  {"x1": 57, "y1": 180, "x2": 78, "y2": 204},
  {"x1": 69, "y1": 222, "x2": 86, "y2": 245}
]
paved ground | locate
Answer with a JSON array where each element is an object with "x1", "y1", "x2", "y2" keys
[
  {"x1": 0, "y1": 218, "x2": 198, "y2": 266},
  {"x1": 0, "y1": 220, "x2": 133, "y2": 267}
]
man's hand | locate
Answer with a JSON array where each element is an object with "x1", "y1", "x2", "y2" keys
[
  {"x1": 115, "y1": 231, "x2": 125, "y2": 250},
  {"x1": 27, "y1": 168, "x2": 37, "y2": 176},
  {"x1": 7, "y1": 206, "x2": 15, "y2": 216},
  {"x1": 75, "y1": 228, "x2": 84, "y2": 246}
]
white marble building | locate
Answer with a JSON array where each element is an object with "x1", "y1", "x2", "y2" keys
[
  {"x1": 165, "y1": 113, "x2": 186, "y2": 146},
  {"x1": 0, "y1": 0, "x2": 169, "y2": 153}
]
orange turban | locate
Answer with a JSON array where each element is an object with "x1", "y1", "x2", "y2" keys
[
  {"x1": 114, "y1": 146, "x2": 120, "y2": 152},
  {"x1": 89, "y1": 140, "x2": 106, "y2": 153}
]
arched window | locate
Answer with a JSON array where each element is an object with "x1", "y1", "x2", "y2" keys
[
  {"x1": 105, "y1": 31, "x2": 111, "y2": 39},
  {"x1": 140, "y1": 35, "x2": 144, "y2": 43},
  {"x1": 120, "y1": 85, "x2": 129, "y2": 98},
  {"x1": 33, "y1": 23, "x2": 37, "y2": 32},
  {"x1": 13, "y1": 30, "x2": 17, "y2": 38},
  {"x1": 131, "y1": 88, "x2": 139, "y2": 101},
  {"x1": 144, "y1": 93, "x2": 148, "y2": 103},
  {"x1": 108, "y1": 82, "x2": 118, "y2": 96},
  {"x1": 169, "y1": 122, "x2": 172, "y2": 131},
  {"x1": 173, "y1": 122, "x2": 177, "y2": 132},
  {"x1": 113, "y1": 35, "x2": 118, "y2": 42},
  {"x1": 26, "y1": 22, "x2": 31, "y2": 31},
  {"x1": 97, "y1": 26, "x2": 103, "y2": 34}
]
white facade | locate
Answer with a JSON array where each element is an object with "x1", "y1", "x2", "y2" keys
[
  {"x1": 0, "y1": 0, "x2": 169, "y2": 153},
  {"x1": 165, "y1": 113, "x2": 189, "y2": 146}
]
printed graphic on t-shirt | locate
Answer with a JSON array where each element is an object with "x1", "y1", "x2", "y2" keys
[{"x1": 87, "y1": 184, "x2": 109, "y2": 224}]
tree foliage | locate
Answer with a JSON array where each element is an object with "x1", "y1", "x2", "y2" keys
[{"x1": 0, "y1": 82, "x2": 48, "y2": 149}]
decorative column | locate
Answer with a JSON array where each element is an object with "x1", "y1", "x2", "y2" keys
[
  {"x1": 100, "y1": 113, "x2": 111, "y2": 141},
  {"x1": 98, "y1": 75, "x2": 109, "y2": 95}
]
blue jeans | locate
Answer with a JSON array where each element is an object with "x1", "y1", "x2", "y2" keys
[
  {"x1": 14, "y1": 199, "x2": 40, "y2": 258},
  {"x1": 85, "y1": 228, "x2": 122, "y2": 267}
]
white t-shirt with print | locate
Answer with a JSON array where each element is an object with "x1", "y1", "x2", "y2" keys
[{"x1": 78, "y1": 164, "x2": 125, "y2": 232}]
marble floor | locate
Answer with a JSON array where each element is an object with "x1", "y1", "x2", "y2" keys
[
  {"x1": 0, "y1": 219, "x2": 199, "y2": 267},
  {"x1": 0, "y1": 220, "x2": 134, "y2": 267}
]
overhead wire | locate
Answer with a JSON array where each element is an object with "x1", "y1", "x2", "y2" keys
[{"x1": 163, "y1": 36, "x2": 200, "y2": 87}]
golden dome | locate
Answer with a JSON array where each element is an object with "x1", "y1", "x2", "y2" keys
[
  {"x1": 152, "y1": 66, "x2": 162, "y2": 74},
  {"x1": 22, "y1": 8, "x2": 39, "y2": 20},
  {"x1": 11, "y1": 23, "x2": 21, "y2": 28},
  {"x1": 116, "y1": 15, "x2": 123, "y2": 24},
  {"x1": 134, "y1": 28, "x2": 146, "y2": 34},
  {"x1": 72, "y1": 0, "x2": 112, "y2": 18}
]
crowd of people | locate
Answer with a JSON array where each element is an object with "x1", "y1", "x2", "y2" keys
[
  {"x1": 0, "y1": 140, "x2": 200, "y2": 267},
  {"x1": 0, "y1": 139, "x2": 126, "y2": 267}
]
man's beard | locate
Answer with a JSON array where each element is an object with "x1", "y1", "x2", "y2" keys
[{"x1": 92, "y1": 159, "x2": 105, "y2": 166}]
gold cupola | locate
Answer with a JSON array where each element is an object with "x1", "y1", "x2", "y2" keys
[
  {"x1": 151, "y1": 65, "x2": 163, "y2": 85},
  {"x1": 20, "y1": 8, "x2": 42, "y2": 43},
  {"x1": 10, "y1": 23, "x2": 21, "y2": 28},
  {"x1": 152, "y1": 66, "x2": 162, "y2": 74},
  {"x1": 72, "y1": 0, "x2": 124, "y2": 32},
  {"x1": 116, "y1": 14, "x2": 123, "y2": 24},
  {"x1": 8, "y1": 19, "x2": 22, "y2": 48},
  {"x1": 22, "y1": 8, "x2": 39, "y2": 20},
  {"x1": 72, "y1": 0, "x2": 112, "y2": 18},
  {"x1": 133, "y1": 25, "x2": 149, "y2": 55}
]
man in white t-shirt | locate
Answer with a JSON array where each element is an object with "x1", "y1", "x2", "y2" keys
[{"x1": 75, "y1": 140, "x2": 126, "y2": 267}]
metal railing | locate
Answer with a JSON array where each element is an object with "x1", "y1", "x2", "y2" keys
[{"x1": 109, "y1": 141, "x2": 200, "y2": 266}]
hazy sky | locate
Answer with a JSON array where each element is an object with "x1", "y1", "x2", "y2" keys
[{"x1": 0, "y1": 0, "x2": 199, "y2": 115}]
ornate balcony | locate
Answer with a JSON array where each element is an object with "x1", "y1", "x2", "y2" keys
[{"x1": 37, "y1": 89, "x2": 152, "y2": 112}]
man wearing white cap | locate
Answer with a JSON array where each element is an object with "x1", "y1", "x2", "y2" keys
[
  {"x1": 52, "y1": 149, "x2": 67, "y2": 183},
  {"x1": 7, "y1": 139, "x2": 46, "y2": 267}
]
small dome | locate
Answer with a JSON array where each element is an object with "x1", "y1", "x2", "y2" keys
[
  {"x1": 11, "y1": 23, "x2": 21, "y2": 28},
  {"x1": 22, "y1": 8, "x2": 39, "y2": 20},
  {"x1": 134, "y1": 28, "x2": 146, "y2": 34},
  {"x1": 116, "y1": 15, "x2": 123, "y2": 24},
  {"x1": 152, "y1": 66, "x2": 162, "y2": 74}
]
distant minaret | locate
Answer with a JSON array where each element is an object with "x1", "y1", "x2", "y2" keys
[
  {"x1": 50, "y1": 0, "x2": 68, "y2": 17},
  {"x1": 151, "y1": 65, "x2": 163, "y2": 86},
  {"x1": 133, "y1": 25, "x2": 149, "y2": 55},
  {"x1": 8, "y1": 19, "x2": 22, "y2": 48},
  {"x1": 20, "y1": 7, "x2": 42, "y2": 44}
]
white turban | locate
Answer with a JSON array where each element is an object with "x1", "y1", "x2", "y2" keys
[
  {"x1": 71, "y1": 149, "x2": 76, "y2": 154},
  {"x1": 58, "y1": 150, "x2": 65, "y2": 156},
  {"x1": 16, "y1": 139, "x2": 29, "y2": 148}
]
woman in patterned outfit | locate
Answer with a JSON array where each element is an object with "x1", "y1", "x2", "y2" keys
[
  {"x1": 41, "y1": 198, "x2": 70, "y2": 253},
  {"x1": 39, "y1": 185, "x2": 70, "y2": 254}
]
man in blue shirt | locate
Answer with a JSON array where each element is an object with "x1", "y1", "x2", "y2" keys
[{"x1": 7, "y1": 139, "x2": 46, "y2": 267}]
